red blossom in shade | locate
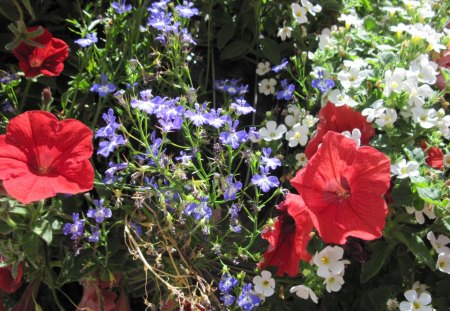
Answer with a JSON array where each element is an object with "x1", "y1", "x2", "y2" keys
[
  {"x1": 76, "y1": 279, "x2": 118, "y2": 311},
  {"x1": 420, "y1": 142, "x2": 444, "y2": 170},
  {"x1": 0, "y1": 111, "x2": 94, "y2": 204},
  {"x1": 260, "y1": 193, "x2": 314, "y2": 277},
  {"x1": 305, "y1": 102, "x2": 375, "y2": 159},
  {"x1": 0, "y1": 258, "x2": 23, "y2": 294},
  {"x1": 12, "y1": 26, "x2": 68, "y2": 78},
  {"x1": 291, "y1": 131, "x2": 391, "y2": 245}
]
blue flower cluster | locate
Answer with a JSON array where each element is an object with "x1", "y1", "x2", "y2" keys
[
  {"x1": 96, "y1": 108, "x2": 127, "y2": 157},
  {"x1": 312, "y1": 69, "x2": 335, "y2": 93},
  {"x1": 251, "y1": 148, "x2": 281, "y2": 193}
]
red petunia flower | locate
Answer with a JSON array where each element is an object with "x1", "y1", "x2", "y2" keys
[
  {"x1": 305, "y1": 102, "x2": 375, "y2": 159},
  {"x1": 12, "y1": 26, "x2": 69, "y2": 78},
  {"x1": 0, "y1": 258, "x2": 23, "y2": 294},
  {"x1": 291, "y1": 131, "x2": 391, "y2": 245},
  {"x1": 260, "y1": 193, "x2": 314, "y2": 277},
  {"x1": 0, "y1": 111, "x2": 94, "y2": 204},
  {"x1": 77, "y1": 279, "x2": 117, "y2": 311}
]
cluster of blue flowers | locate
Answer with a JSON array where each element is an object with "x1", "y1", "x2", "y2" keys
[
  {"x1": 251, "y1": 148, "x2": 281, "y2": 193},
  {"x1": 312, "y1": 69, "x2": 335, "y2": 93},
  {"x1": 95, "y1": 108, "x2": 127, "y2": 157},
  {"x1": 213, "y1": 79, "x2": 249, "y2": 97},
  {"x1": 218, "y1": 274, "x2": 261, "y2": 310},
  {"x1": 276, "y1": 79, "x2": 295, "y2": 101},
  {"x1": 184, "y1": 197, "x2": 212, "y2": 221},
  {"x1": 218, "y1": 274, "x2": 238, "y2": 306}
]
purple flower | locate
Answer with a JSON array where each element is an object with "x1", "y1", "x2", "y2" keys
[
  {"x1": 276, "y1": 79, "x2": 295, "y2": 100},
  {"x1": 2, "y1": 100, "x2": 15, "y2": 114},
  {"x1": 219, "y1": 121, "x2": 248, "y2": 149},
  {"x1": 147, "y1": 11, "x2": 173, "y2": 31},
  {"x1": 219, "y1": 274, "x2": 238, "y2": 293},
  {"x1": 247, "y1": 127, "x2": 261, "y2": 142},
  {"x1": 224, "y1": 175, "x2": 242, "y2": 201},
  {"x1": 251, "y1": 166, "x2": 279, "y2": 192},
  {"x1": 103, "y1": 161, "x2": 128, "y2": 184},
  {"x1": 204, "y1": 108, "x2": 230, "y2": 128},
  {"x1": 74, "y1": 33, "x2": 98, "y2": 47},
  {"x1": 260, "y1": 147, "x2": 281, "y2": 170},
  {"x1": 175, "y1": 1, "x2": 199, "y2": 18},
  {"x1": 185, "y1": 103, "x2": 209, "y2": 126},
  {"x1": 272, "y1": 58, "x2": 288, "y2": 73},
  {"x1": 220, "y1": 294, "x2": 235, "y2": 306},
  {"x1": 87, "y1": 199, "x2": 112, "y2": 223},
  {"x1": 180, "y1": 28, "x2": 196, "y2": 45},
  {"x1": 237, "y1": 284, "x2": 261, "y2": 311},
  {"x1": 95, "y1": 108, "x2": 122, "y2": 138},
  {"x1": 129, "y1": 221, "x2": 143, "y2": 236},
  {"x1": 312, "y1": 69, "x2": 335, "y2": 93},
  {"x1": 175, "y1": 151, "x2": 192, "y2": 165},
  {"x1": 0, "y1": 72, "x2": 19, "y2": 84},
  {"x1": 91, "y1": 74, "x2": 116, "y2": 97},
  {"x1": 229, "y1": 204, "x2": 241, "y2": 233},
  {"x1": 184, "y1": 197, "x2": 212, "y2": 221},
  {"x1": 88, "y1": 225, "x2": 100, "y2": 243},
  {"x1": 97, "y1": 134, "x2": 127, "y2": 157},
  {"x1": 63, "y1": 213, "x2": 85, "y2": 240},
  {"x1": 230, "y1": 98, "x2": 255, "y2": 115},
  {"x1": 111, "y1": 0, "x2": 132, "y2": 14},
  {"x1": 158, "y1": 116, "x2": 183, "y2": 132}
]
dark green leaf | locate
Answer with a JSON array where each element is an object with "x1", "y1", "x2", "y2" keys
[
  {"x1": 32, "y1": 219, "x2": 53, "y2": 245},
  {"x1": 21, "y1": 0, "x2": 35, "y2": 19},
  {"x1": 220, "y1": 40, "x2": 250, "y2": 60},
  {"x1": 260, "y1": 38, "x2": 280, "y2": 65},
  {"x1": 393, "y1": 231, "x2": 435, "y2": 270},
  {"x1": 416, "y1": 186, "x2": 441, "y2": 204},
  {"x1": 361, "y1": 240, "x2": 391, "y2": 283},
  {"x1": 217, "y1": 25, "x2": 235, "y2": 50}
]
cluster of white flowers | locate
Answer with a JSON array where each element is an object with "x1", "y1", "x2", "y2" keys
[
  {"x1": 399, "y1": 282, "x2": 433, "y2": 311},
  {"x1": 312, "y1": 246, "x2": 349, "y2": 293},
  {"x1": 290, "y1": 0, "x2": 321, "y2": 25},
  {"x1": 427, "y1": 232, "x2": 450, "y2": 274},
  {"x1": 405, "y1": 204, "x2": 435, "y2": 225}
]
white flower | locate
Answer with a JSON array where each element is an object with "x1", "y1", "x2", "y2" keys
[
  {"x1": 341, "y1": 128, "x2": 361, "y2": 147},
  {"x1": 390, "y1": 22, "x2": 409, "y2": 35},
  {"x1": 411, "y1": 107, "x2": 438, "y2": 129},
  {"x1": 277, "y1": 26, "x2": 292, "y2": 41},
  {"x1": 253, "y1": 270, "x2": 275, "y2": 297},
  {"x1": 295, "y1": 152, "x2": 307, "y2": 168},
  {"x1": 375, "y1": 108, "x2": 397, "y2": 128},
  {"x1": 443, "y1": 153, "x2": 450, "y2": 168},
  {"x1": 327, "y1": 89, "x2": 358, "y2": 107},
  {"x1": 337, "y1": 12, "x2": 363, "y2": 29},
  {"x1": 399, "y1": 289, "x2": 432, "y2": 311},
  {"x1": 322, "y1": 270, "x2": 345, "y2": 293},
  {"x1": 436, "y1": 252, "x2": 450, "y2": 274},
  {"x1": 291, "y1": 3, "x2": 308, "y2": 24},
  {"x1": 427, "y1": 232, "x2": 450, "y2": 254},
  {"x1": 284, "y1": 105, "x2": 302, "y2": 127},
  {"x1": 256, "y1": 61, "x2": 271, "y2": 76},
  {"x1": 317, "y1": 26, "x2": 337, "y2": 50},
  {"x1": 338, "y1": 65, "x2": 370, "y2": 89},
  {"x1": 391, "y1": 159, "x2": 420, "y2": 179},
  {"x1": 411, "y1": 282, "x2": 431, "y2": 295},
  {"x1": 301, "y1": 0, "x2": 321, "y2": 15},
  {"x1": 290, "y1": 285, "x2": 318, "y2": 303},
  {"x1": 362, "y1": 99, "x2": 386, "y2": 123},
  {"x1": 383, "y1": 68, "x2": 406, "y2": 97},
  {"x1": 409, "y1": 54, "x2": 439, "y2": 85},
  {"x1": 259, "y1": 78, "x2": 277, "y2": 95},
  {"x1": 259, "y1": 121, "x2": 287, "y2": 141},
  {"x1": 386, "y1": 298, "x2": 399, "y2": 310},
  {"x1": 285, "y1": 123, "x2": 309, "y2": 147},
  {"x1": 302, "y1": 115, "x2": 317, "y2": 128},
  {"x1": 313, "y1": 246, "x2": 347, "y2": 277},
  {"x1": 405, "y1": 204, "x2": 435, "y2": 225}
]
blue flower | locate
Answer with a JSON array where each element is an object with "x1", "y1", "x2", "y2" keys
[
  {"x1": 97, "y1": 134, "x2": 127, "y2": 157},
  {"x1": 224, "y1": 175, "x2": 242, "y2": 201},
  {"x1": 219, "y1": 274, "x2": 238, "y2": 293},
  {"x1": 175, "y1": 1, "x2": 199, "y2": 18},
  {"x1": 312, "y1": 69, "x2": 335, "y2": 93},
  {"x1": 63, "y1": 213, "x2": 85, "y2": 240},
  {"x1": 184, "y1": 197, "x2": 212, "y2": 221},
  {"x1": 260, "y1": 147, "x2": 281, "y2": 170},
  {"x1": 147, "y1": 11, "x2": 173, "y2": 31},
  {"x1": 229, "y1": 204, "x2": 241, "y2": 233},
  {"x1": 204, "y1": 108, "x2": 230, "y2": 128},
  {"x1": 87, "y1": 199, "x2": 112, "y2": 223},
  {"x1": 251, "y1": 166, "x2": 279, "y2": 192},
  {"x1": 103, "y1": 161, "x2": 128, "y2": 184},
  {"x1": 230, "y1": 98, "x2": 255, "y2": 115},
  {"x1": 74, "y1": 33, "x2": 98, "y2": 47},
  {"x1": 237, "y1": 284, "x2": 261, "y2": 311},
  {"x1": 220, "y1": 294, "x2": 235, "y2": 306},
  {"x1": 185, "y1": 102, "x2": 209, "y2": 126},
  {"x1": 90, "y1": 74, "x2": 116, "y2": 97},
  {"x1": 175, "y1": 151, "x2": 193, "y2": 165},
  {"x1": 111, "y1": 0, "x2": 132, "y2": 14},
  {"x1": 276, "y1": 79, "x2": 295, "y2": 100},
  {"x1": 2, "y1": 100, "x2": 15, "y2": 114},
  {"x1": 272, "y1": 58, "x2": 288, "y2": 73},
  {"x1": 219, "y1": 120, "x2": 248, "y2": 149},
  {"x1": 88, "y1": 225, "x2": 100, "y2": 243},
  {"x1": 0, "y1": 72, "x2": 19, "y2": 84},
  {"x1": 95, "y1": 108, "x2": 122, "y2": 138}
]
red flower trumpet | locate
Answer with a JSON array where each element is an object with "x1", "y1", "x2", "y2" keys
[
  {"x1": 0, "y1": 111, "x2": 94, "y2": 204},
  {"x1": 0, "y1": 258, "x2": 23, "y2": 294},
  {"x1": 291, "y1": 131, "x2": 391, "y2": 245},
  {"x1": 12, "y1": 26, "x2": 69, "y2": 78}
]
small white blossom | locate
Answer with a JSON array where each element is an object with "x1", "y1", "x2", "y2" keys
[
  {"x1": 285, "y1": 123, "x2": 309, "y2": 147},
  {"x1": 259, "y1": 121, "x2": 287, "y2": 141},
  {"x1": 291, "y1": 3, "x2": 308, "y2": 24},
  {"x1": 411, "y1": 282, "x2": 431, "y2": 295},
  {"x1": 386, "y1": 298, "x2": 399, "y2": 310},
  {"x1": 384, "y1": 68, "x2": 406, "y2": 97},
  {"x1": 341, "y1": 128, "x2": 361, "y2": 147},
  {"x1": 256, "y1": 61, "x2": 271, "y2": 76},
  {"x1": 410, "y1": 54, "x2": 439, "y2": 85},
  {"x1": 411, "y1": 107, "x2": 438, "y2": 129},
  {"x1": 302, "y1": 115, "x2": 317, "y2": 128},
  {"x1": 253, "y1": 270, "x2": 275, "y2": 297},
  {"x1": 313, "y1": 246, "x2": 347, "y2": 277},
  {"x1": 322, "y1": 270, "x2": 345, "y2": 293},
  {"x1": 284, "y1": 105, "x2": 302, "y2": 127},
  {"x1": 290, "y1": 285, "x2": 318, "y2": 303},
  {"x1": 405, "y1": 204, "x2": 435, "y2": 225},
  {"x1": 338, "y1": 65, "x2": 370, "y2": 89},
  {"x1": 443, "y1": 153, "x2": 450, "y2": 168},
  {"x1": 301, "y1": 0, "x2": 321, "y2": 16},
  {"x1": 362, "y1": 99, "x2": 386, "y2": 123},
  {"x1": 391, "y1": 159, "x2": 419, "y2": 179},
  {"x1": 399, "y1": 289, "x2": 432, "y2": 311},
  {"x1": 295, "y1": 152, "x2": 307, "y2": 168},
  {"x1": 427, "y1": 232, "x2": 450, "y2": 254},
  {"x1": 375, "y1": 108, "x2": 397, "y2": 128},
  {"x1": 327, "y1": 89, "x2": 358, "y2": 107},
  {"x1": 259, "y1": 78, "x2": 277, "y2": 95},
  {"x1": 277, "y1": 26, "x2": 292, "y2": 41},
  {"x1": 337, "y1": 11, "x2": 363, "y2": 29},
  {"x1": 436, "y1": 252, "x2": 450, "y2": 274},
  {"x1": 317, "y1": 26, "x2": 337, "y2": 50}
]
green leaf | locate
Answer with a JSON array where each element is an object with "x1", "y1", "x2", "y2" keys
[
  {"x1": 220, "y1": 40, "x2": 250, "y2": 60},
  {"x1": 393, "y1": 231, "x2": 435, "y2": 270},
  {"x1": 441, "y1": 216, "x2": 450, "y2": 232},
  {"x1": 260, "y1": 38, "x2": 280, "y2": 65},
  {"x1": 0, "y1": 219, "x2": 14, "y2": 234},
  {"x1": 217, "y1": 24, "x2": 235, "y2": 50},
  {"x1": 32, "y1": 219, "x2": 53, "y2": 244},
  {"x1": 416, "y1": 186, "x2": 441, "y2": 204},
  {"x1": 363, "y1": 16, "x2": 377, "y2": 32},
  {"x1": 361, "y1": 240, "x2": 391, "y2": 283},
  {"x1": 21, "y1": 0, "x2": 35, "y2": 19}
]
